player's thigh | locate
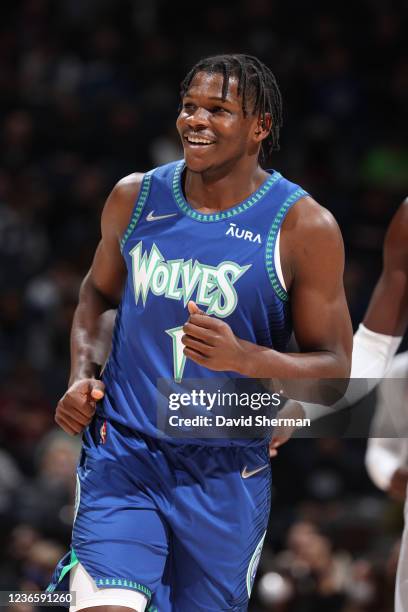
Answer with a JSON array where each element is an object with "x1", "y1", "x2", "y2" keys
[
  {"x1": 50, "y1": 424, "x2": 171, "y2": 603},
  {"x1": 170, "y1": 444, "x2": 272, "y2": 611},
  {"x1": 170, "y1": 518, "x2": 268, "y2": 611},
  {"x1": 71, "y1": 462, "x2": 169, "y2": 600}
]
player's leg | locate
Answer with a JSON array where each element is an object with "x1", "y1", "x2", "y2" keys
[
  {"x1": 48, "y1": 417, "x2": 171, "y2": 612},
  {"x1": 151, "y1": 442, "x2": 271, "y2": 611}
]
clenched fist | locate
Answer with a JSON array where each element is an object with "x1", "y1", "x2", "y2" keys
[
  {"x1": 182, "y1": 301, "x2": 245, "y2": 372},
  {"x1": 55, "y1": 379, "x2": 105, "y2": 435}
]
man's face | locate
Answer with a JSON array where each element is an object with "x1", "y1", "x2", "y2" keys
[{"x1": 176, "y1": 71, "x2": 260, "y2": 174}]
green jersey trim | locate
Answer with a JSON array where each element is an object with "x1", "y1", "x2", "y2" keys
[
  {"x1": 120, "y1": 171, "x2": 154, "y2": 252},
  {"x1": 46, "y1": 547, "x2": 152, "y2": 603},
  {"x1": 265, "y1": 187, "x2": 308, "y2": 302},
  {"x1": 172, "y1": 160, "x2": 282, "y2": 222},
  {"x1": 94, "y1": 577, "x2": 152, "y2": 599},
  {"x1": 45, "y1": 549, "x2": 79, "y2": 591}
]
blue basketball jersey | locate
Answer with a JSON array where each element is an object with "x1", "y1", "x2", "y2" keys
[{"x1": 100, "y1": 160, "x2": 308, "y2": 443}]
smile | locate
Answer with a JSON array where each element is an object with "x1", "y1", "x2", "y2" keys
[{"x1": 184, "y1": 135, "x2": 215, "y2": 146}]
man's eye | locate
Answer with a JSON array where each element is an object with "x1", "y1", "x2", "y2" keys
[
  {"x1": 211, "y1": 106, "x2": 227, "y2": 113},
  {"x1": 183, "y1": 103, "x2": 195, "y2": 111}
]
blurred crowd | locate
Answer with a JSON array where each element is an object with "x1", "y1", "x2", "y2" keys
[{"x1": 0, "y1": 0, "x2": 407, "y2": 610}]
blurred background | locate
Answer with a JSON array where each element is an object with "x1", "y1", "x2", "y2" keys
[{"x1": 0, "y1": 0, "x2": 407, "y2": 610}]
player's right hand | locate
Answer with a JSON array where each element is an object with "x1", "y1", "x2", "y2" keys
[{"x1": 55, "y1": 379, "x2": 105, "y2": 435}]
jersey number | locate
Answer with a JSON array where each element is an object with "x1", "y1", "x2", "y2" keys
[{"x1": 166, "y1": 326, "x2": 186, "y2": 382}]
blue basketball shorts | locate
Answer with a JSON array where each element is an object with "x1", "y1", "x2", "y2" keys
[{"x1": 48, "y1": 416, "x2": 272, "y2": 611}]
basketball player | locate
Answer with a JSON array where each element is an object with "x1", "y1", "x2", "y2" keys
[
  {"x1": 360, "y1": 199, "x2": 408, "y2": 612},
  {"x1": 48, "y1": 54, "x2": 352, "y2": 612}
]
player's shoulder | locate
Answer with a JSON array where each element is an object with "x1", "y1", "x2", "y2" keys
[
  {"x1": 102, "y1": 162, "x2": 179, "y2": 236},
  {"x1": 102, "y1": 172, "x2": 145, "y2": 238},
  {"x1": 283, "y1": 195, "x2": 342, "y2": 245},
  {"x1": 106, "y1": 172, "x2": 145, "y2": 212},
  {"x1": 112, "y1": 172, "x2": 146, "y2": 202},
  {"x1": 110, "y1": 161, "x2": 179, "y2": 203},
  {"x1": 280, "y1": 196, "x2": 344, "y2": 284}
]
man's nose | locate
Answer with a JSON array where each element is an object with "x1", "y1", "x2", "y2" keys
[{"x1": 186, "y1": 107, "x2": 210, "y2": 129}]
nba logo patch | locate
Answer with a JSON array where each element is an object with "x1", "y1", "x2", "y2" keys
[{"x1": 100, "y1": 420, "x2": 107, "y2": 444}]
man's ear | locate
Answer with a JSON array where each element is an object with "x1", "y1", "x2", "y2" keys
[{"x1": 254, "y1": 113, "x2": 272, "y2": 142}]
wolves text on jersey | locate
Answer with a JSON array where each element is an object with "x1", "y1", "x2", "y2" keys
[{"x1": 130, "y1": 241, "x2": 251, "y2": 318}]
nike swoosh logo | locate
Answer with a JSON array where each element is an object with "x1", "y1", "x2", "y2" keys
[
  {"x1": 241, "y1": 464, "x2": 269, "y2": 479},
  {"x1": 146, "y1": 211, "x2": 178, "y2": 222}
]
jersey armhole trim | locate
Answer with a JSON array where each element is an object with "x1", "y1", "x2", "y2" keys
[
  {"x1": 120, "y1": 170, "x2": 154, "y2": 253},
  {"x1": 265, "y1": 187, "x2": 308, "y2": 302}
]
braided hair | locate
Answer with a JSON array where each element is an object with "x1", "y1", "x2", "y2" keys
[{"x1": 180, "y1": 54, "x2": 283, "y2": 162}]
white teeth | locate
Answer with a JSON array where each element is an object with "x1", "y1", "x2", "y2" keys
[{"x1": 186, "y1": 135, "x2": 213, "y2": 145}]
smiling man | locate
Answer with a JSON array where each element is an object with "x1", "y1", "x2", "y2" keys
[{"x1": 48, "y1": 54, "x2": 352, "y2": 612}]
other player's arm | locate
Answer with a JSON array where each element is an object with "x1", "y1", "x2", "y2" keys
[
  {"x1": 55, "y1": 174, "x2": 144, "y2": 435},
  {"x1": 326, "y1": 198, "x2": 408, "y2": 405},
  {"x1": 364, "y1": 198, "x2": 408, "y2": 336}
]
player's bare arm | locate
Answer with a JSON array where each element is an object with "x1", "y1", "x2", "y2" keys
[
  {"x1": 182, "y1": 196, "x2": 352, "y2": 379},
  {"x1": 363, "y1": 198, "x2": 408, "y2": 336},
  {"x1": 55, "y1": 173, "x2": 144, "y2": 435}
]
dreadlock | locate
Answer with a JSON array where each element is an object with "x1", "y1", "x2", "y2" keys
[{"x1": 180, "y1": 54, "x2": 283, "y2": 163}]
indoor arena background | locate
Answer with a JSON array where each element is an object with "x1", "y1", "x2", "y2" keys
[{"x1": 0, "y1": 1, "x2": 407, "y2": 611}]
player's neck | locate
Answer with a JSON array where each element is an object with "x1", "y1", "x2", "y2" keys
[{"x1": 184, "y1": 159, "x2": 270, "y2": 213}]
